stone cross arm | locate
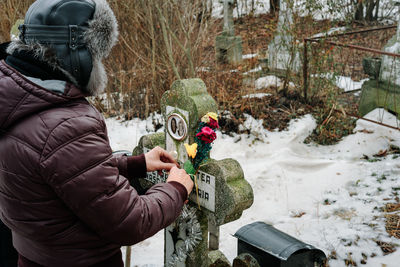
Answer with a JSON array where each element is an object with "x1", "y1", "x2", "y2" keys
[{"x1": 200, "y1": 158, "x2": 253, "y2": 226}]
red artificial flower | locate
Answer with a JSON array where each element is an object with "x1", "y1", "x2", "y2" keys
[
  {"x1": 208, "y1": 117, "x2": 219, "y2": 129},
  {"x1": 196, "y1": 126, "x2": 216, "y2": 144}
]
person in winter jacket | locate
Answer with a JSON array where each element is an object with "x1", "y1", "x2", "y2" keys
[{"x1": 0, "y1": 0, "x2": 194, "y2": 266}]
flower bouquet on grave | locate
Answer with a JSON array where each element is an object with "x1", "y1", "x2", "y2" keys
[{"x1": 183, "y1": 112, "x2": 219, "y2": 207}]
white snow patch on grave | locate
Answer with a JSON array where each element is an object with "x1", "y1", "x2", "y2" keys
[{"x1": 107, "y1": 108, "x2": 400, "y2": 266}]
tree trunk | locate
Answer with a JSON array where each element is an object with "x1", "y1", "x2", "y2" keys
[
  {"x1": 270, "y1": 0, "x2": 280, "y2": 15},
  {"x1": 374, "y1": 0, "x2": 380, "y2": 20},
  {"x1": 354, "y1": 1, "x2": 364, "y2": 21},
  {"x1": 365, "y1": 0, "x2": 376, "y2": 21}
]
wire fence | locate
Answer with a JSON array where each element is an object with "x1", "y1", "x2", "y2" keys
[{"x1": 303, "y1": 25, "x2": 400, "y2": 131}]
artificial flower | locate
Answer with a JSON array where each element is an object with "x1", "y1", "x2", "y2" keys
[
  {"x1": 208, "y1": 117, "x2": 219, "y2": 129},
  {"x1": 184, "y1": 143, "x2": 198, "y2": 158},
  {"x1": 201, "y1": 112, "x2": 219, "y2": 124},
  {"x1": 207, "y1": 112, "x2": 218, "y2": 122},
  {"x1": 201, "y1": 114, "x2": 210, "y2": 124},
  {"x1": 196, "y1": 126, "x2": 216, "y2": 144}
]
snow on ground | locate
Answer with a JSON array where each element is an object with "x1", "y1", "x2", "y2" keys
[
  {"x1": 242, "y1": 53, "x2": 258, "y2": 59},
  {"x1": 241, "y1": 92, "x2": 272, "y2": 99},
  {"x1": 255, "y1": 75, "x2": 283, "y2": 89},
  {"x1": 106, "y1": 108, "x2": 400, "y2": 266},
  {"x1": 211, "y1": 0, "x2": 395, "y2": 23},
  {"x1": 311, "y1": 73, "x2": 369, "y2": 93},
  {"x1": 336, "y1": 76, "x2": 369, "y2": 92},
  {"x1": 312, "y1": 27, "x2": 348, "y2": 38},
  {"x1": 212, "y1": 0, "x2": 270, "y2": 18}
]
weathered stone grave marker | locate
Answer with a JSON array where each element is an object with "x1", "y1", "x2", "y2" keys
[
  {"x1": 132, "y1": 79, "x2": 253, "y2": 266},
  {"x1": 359, "y1": 1, "x2": 400, "y2": 117},
  {"x1": 268, "y1": 0, "x2": 301, "y2": 73},
  {"x1": 215, "y1": 0, "x2": 243, "y2": 65}
]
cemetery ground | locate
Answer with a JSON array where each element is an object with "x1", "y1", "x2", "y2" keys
[
  {"x1": 98, "y1": 13, "x2": 400, "y2": 267},
  {"x1": 107, "y1": 109, "x2": 400, "y2": 267},
  {"x1": 2, "y1": 1, "x2": 399, "y2": 265}
]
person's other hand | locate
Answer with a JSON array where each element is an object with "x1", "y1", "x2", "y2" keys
[
  {"x1": 144, "y1": 146, "x2": 178, "y2": 172},
  {"x1": 167, "y1": 166, "x2": 194, "y2": 196}
]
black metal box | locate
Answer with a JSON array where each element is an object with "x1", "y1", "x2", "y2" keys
[{"x1": 234, "y1": 222, "x2": 326, "y2": 267}]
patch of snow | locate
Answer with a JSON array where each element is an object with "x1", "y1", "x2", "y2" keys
[
  {"x1": 106, "y1": 108, "x2": 400, "y2": 267},
  {"x1": 197, "y1": 67, "x2": 211, "y2": 72},
  {"x1": 312, "y1": 27, "x2": 348, "y2": 38},
  {"x1": 255, "y1": 75, "x2": 282, "y2": 89},
  {"x1": 336, "y1": 76, "x2": 369, "y2": 92},
  {"x1": 242, "y1": 93, "x2": 272, "y2": 99},
  {"x1": 242, "y1": 53, "x2": 258, "y2": 59},
  {"x1": 211, "y1": 0, "x2": 396, "y2": 22},
  {"x1": 255, "y1": 75, "x2": 295, "y2": 90},
  {"x1": 106, "y1": 113, "x2": 164, "y2": 152},
  {"x1": 243, "y1": 66, "x2": 262, "y2": 75},
  {"x1": 312, "y1": 73, "x2": 369, "y2": 92},
  {"x1": 212, "y1": 0, "x2": 270, "y2": 18},
  {"x1": 10, "y1": 34, "x2": 18, "y2": 41}
]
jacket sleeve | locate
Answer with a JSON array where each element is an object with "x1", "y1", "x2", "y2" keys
[
  {"x1": 39, "y1": 116, "x2": 184, "y2": 245},
  {"x1": 112, "y1": 153, "x2": 147, "y2": 180}
]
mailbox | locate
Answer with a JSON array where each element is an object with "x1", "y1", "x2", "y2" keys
[{"x1": 233, "y1": 222, "x2": 326, "y2": 267}]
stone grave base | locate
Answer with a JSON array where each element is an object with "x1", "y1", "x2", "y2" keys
[
  {"x1": 215, "y1": 35, "x2": 243, "y2": 65},
  {"x1": 359, "y1": 80, "x2": 400, "y2": 117}
]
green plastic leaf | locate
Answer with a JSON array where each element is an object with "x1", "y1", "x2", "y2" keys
[{"x1": 183, "y1": 160, "x2": 196, "y2": 175}]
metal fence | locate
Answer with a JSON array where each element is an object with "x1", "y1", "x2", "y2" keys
[{"x1": 303, "y1": 25, "x2": 400, "y2": 130}]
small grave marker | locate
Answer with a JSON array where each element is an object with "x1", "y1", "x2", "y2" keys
[{"x1": 268, "y1": 0, "x2": 301, "y2": 73}]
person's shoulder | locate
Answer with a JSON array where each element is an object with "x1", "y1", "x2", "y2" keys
[
  {"x1": 39, "y1": 100, "x2": 107, "y2": 157},
  {"x1": 40, "y1": 98, "x2": 104, "y2": 130}
]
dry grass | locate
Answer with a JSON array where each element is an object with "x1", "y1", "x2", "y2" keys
[
  {"x1": 385, "y1": 202, "x2": 400, "y2": 240},
  {"x1": 385, "y1": 214, "x2": 400, "y2": 239},
  {"x1": 0, "y1": 0, "x2": 219, "y2": 118},
  {"x1": 0, "y1": 0, "x2": 33, "y2": 42}
]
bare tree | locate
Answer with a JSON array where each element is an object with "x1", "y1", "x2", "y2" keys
[
  {"x1": 353, "y1": 0, "x2": 380, "y2": 22},
  {"x1": 270, "y1": 0, "x2": 280, "y2": 15}
]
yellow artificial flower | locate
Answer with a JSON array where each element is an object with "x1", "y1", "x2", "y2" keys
[
  {"x1": 184, "y1": 143, "x2": 198, "y2": 158},
  {"x1": 201, "y1": 114, "x2": 210, "y2": 124},
  {"x1": 201, "y1": 112, "x2": 219, "y2": 124},
  {"x1": 207, "y1": 112, "x2": 218, "y2": 122}
]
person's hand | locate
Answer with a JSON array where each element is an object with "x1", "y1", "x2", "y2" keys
[
  {"x1": 144, "y1": 146, "x2": 178, "y2": 172},
  {"x1": 167, "y1": 166, "x2": 194, "y2": 196}
]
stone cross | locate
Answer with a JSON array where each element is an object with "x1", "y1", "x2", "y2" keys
[
  {"x1": 223, "y1": 0, "x2": 235, "y2": 36},
  {"x1": 132, "y1": 79, "x2": 253, "y2": 266},
  {"x1": 276, "y1": 0, "x2": 293, "y2": 33},
  {"x1": 215, "y1": 0, "x2": 242, "y2": 65},
  {"x1": 267, "y1": 0, "x2": 301, "y2": 73},
  {"x1": 379, "y1": 1, "x2": 400, "y2": 86}
]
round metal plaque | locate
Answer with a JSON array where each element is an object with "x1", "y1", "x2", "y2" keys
[{"x1": 167, "y1": 113, "x2": 187, "y2": 141}]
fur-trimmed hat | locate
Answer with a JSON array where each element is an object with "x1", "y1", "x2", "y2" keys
[{"x1": 7, "y1": 0, "x2": 118, "y2": 95}]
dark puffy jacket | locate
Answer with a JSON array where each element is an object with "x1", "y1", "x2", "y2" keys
[{"x1": 0, "y1": 60, "x2": 184, "y2": 266}]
